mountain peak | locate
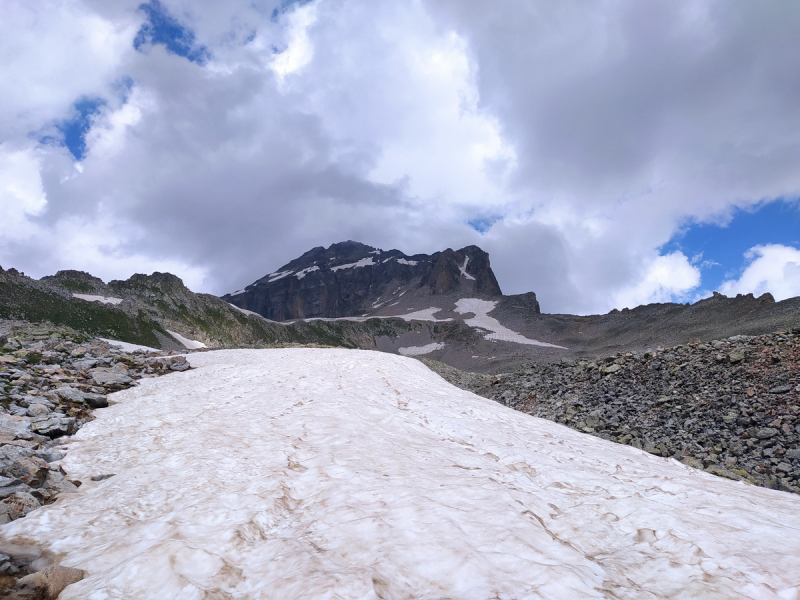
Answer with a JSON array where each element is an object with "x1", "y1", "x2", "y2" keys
[{"x1": 223, "y1": 241, "x2": 505, "y2": 320}]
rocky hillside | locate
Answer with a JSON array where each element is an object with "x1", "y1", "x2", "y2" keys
[
  {"x1": 426, "y1": 328, "x2": 800, "y2": 494},
  {"x1": 3, "y1": 253, "x2": 800, "y2": 374},
  {"x1": 0, "y1": 266, "x2": 412, "y2": 352},
  {"x1": 222, "y1": 241, "x2": 506, "y2": 320}
]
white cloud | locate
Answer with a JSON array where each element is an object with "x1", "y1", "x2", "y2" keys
[
  {"x1": 611, "y1": 252, "x2": 701, "y2": 310},
  {"x1": 1, "y1": 0, "x2": 800, "y2": 313},
  {"x1": 719, "y1": 245, "x2": 800, "y2": 301},
  {"x1": 0, "y1": 0, "x2": 138, "y2": 140},
  {"x1": 0, "y1": 149, "x2": 48, "y2": 242}
]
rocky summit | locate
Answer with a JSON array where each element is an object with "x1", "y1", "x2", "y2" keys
[{"x1": 222, "y1": 241, "x2": 507, "y2": 321}]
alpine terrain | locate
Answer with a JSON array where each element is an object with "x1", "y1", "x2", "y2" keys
[{"x1": 1, "y1": 243, "x2": 800, "y2": 598}]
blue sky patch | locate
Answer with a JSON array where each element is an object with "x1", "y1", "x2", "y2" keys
[
  {"x1": 134, "y1": 0, "x2": 210, "y2": 65},
  {"x1": 663, "y1": 199, "x2": 800, "y2": 292},
  {"x1": 271, "y1": 0, "x2": 314, "y2": 22},
  {"x1": 468, "y1": 216, "x2": 501, "y2": 233},
  {"x1": 38, "y1": 97, "x2": 106, "y2": 161}
]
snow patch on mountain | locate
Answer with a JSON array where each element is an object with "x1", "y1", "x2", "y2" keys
[
  {"x1": 166, "y1": 330, "x2": 208, "y2": 349},
  {"x1": 267, "y1": 270, "x2": 294, "y2": 283},
  {"x1": 459, "y1": 257, "x2": 476, "y2": 280},
  {"x1": 295, "y1": 266, "x2": 319, "y2": 280},
  {"x1": 3, "y1": 349, "x2": 799, "y2": 598},
  {"x1": 99, "y1": 339, "x2": 159, "y2": 353},
  {"x1": 455, "y1": 298, "x2": 565, "y2": 348},
  {"x1": 396, "y1": 258, "x2": 418, "y2": 266},
  {"x1": 399, "y1": 308, "x2": 451, "y2": 322},
  {"x1": 398, "y1": 342, "x2": 445, "y2": 356},
  {"x1": 72, "y1": 294, "x2": 123, "y2": 305},
  {"x1": 331, "y1": 257, "x2": 376, "y2": 271}
]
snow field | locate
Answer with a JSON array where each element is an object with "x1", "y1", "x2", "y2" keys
[
  {"x1": 165, "y1": 329, "x2": 208, "y2": 349},
  {"x1": 397, "y1": 342, "x2": 445, "y2": 356},
  {"x1": 72, "y1": 294, "x2": 123, "y2": 305},
  {"x1": 331, "y1": 257, "x2": 376, "y2": 271},
  {"x1": 99, "y1": 338, "x2": 159, "y2": 353},
  {"x1": 1, "y1": 349, "x2": 799, "y2": 599},
  {"x1": 455, "y1": 298, "x2": 566, "y2": 348}
]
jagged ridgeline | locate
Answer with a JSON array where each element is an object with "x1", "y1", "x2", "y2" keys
[
  {"x1": 3, "y1": 239, "x2": 800, "y2": 371},
  {"x1": 0, "y1": 266, "x2": 399, "y2": 351}
]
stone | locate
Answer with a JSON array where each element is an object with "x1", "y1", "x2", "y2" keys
[
  {"x1": 0, "y1": 492, "x2": 40, "y2": 523},
  {"x1": 55, "y1": 387, "x2": 85, "y2": 403},
  {"x1": 42, "y1": 470, "x2": 78, "y2": 494},
  {"x1": 35, "y1": 448, "x2": 64, "y2": 463},
  {"x1": 755, "y1": 428, "x2": 779, "y2": 440},
  {"x1": 30, "y1": 415, "x2": 76, "y2": 438},
  {"x1": 2, "y1": 457, "x2": 49, "y2": 486},
  {"x1": 82, "y1": 393, "x2": 108, "y2": 409},
  {"x1": 785, "y1": 448, "x2": 800, "y2": 460},
  {"x1": 728, "y1": 351, "x2": 746, "y2": 364},
  {"x1": 14, "y1": 565, "x2": 85, "y2": 599},
  {"x1": 769, "y1": 385, "x2": 792, "y2": 394},
  {"x1": 26, "y1": 403, "x2": 50, "y2": 418},
  {"x1": 89, "y1": 368, "x2": 132, "y2": 386},
  {"x1": 0, "y1": 413, "x2": 33, "y2": 439},
  {"x1": 168, "y1": 356, "x2": 191, "y2": 371}
]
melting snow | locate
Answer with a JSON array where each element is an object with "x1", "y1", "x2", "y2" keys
[
  {"x1": 398, "y1": 307, "x2": 451, "y2": 322},
  {"x1": 455, "y1": 298, "x2": 566, "y2": 348},
  {"x1": 396, "y1": 258, "x2": 418, "y2": 266},
  {"x1": 398, "y1": 342, "x2": 445, "y2": 356},
  {"x1": 228, "y1": 303, "x2": 265, "y2": 319},
  {"x1": 165, "y1": 330, "x2": 208, "y2": 349},
  {"x1": 2, "y1": 349, "x2": 799, "y2": 598},
  {"x1": 267, "y1": 270, "x2": 294, "y2": 283},
  {"x1": 72, "y1": 294, "x2": 123, "y2": 305},
  {"x1": 99, "y1": 339, "x2": 159, "y2": 353},
  {"x1": 230, "y1": 289, "x2": 247, "y2": 296},
  {"x1": 369, "y1": 249, "x2": 382, "y2": 254},
  {"x1": 331, "y1": 257, "x2": 376, "y2": 271},
  {"x1": 459, "y1": 257, "x2": 476, "y2": 280},
  {"x1": 295, "y1": 266, "x2": 320, "y2": 280}
]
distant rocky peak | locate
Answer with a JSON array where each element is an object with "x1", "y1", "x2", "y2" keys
[{"x1": 223, "y1": 241, "x2": 505, "y2": 320}]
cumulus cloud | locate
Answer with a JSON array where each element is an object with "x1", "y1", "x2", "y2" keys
[
  {"x1": 720, "y1": 245, "x2": 800, "y2": 301},
  {"x1": 2, "y1": 0, "x2": 800, "y2": 314}
]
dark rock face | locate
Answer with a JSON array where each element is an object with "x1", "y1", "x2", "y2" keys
[{"x1": 223, "y1": 241, "x2": 504, "y2": 321}]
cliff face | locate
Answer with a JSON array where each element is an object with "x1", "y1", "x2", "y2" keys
[{"x1": 222, "y1": 241, "x2": 504, "y2": 320}]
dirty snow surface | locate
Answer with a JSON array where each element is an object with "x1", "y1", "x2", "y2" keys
[{"x1": 4, "y1": 349, "x2": 800, "y2": 599}]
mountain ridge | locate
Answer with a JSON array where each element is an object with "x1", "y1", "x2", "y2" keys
[{"x1": 222, "y1": 241, "x2": 512, "y2": 321}]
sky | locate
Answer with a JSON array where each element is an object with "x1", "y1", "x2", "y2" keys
[{"x1": 2, "y1": 0, "x2": 800, "y2": 315}]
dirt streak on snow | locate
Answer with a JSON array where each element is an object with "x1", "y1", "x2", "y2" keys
[{"x1": 2, "y1": 349, "x2": 799, "y2": 599}]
